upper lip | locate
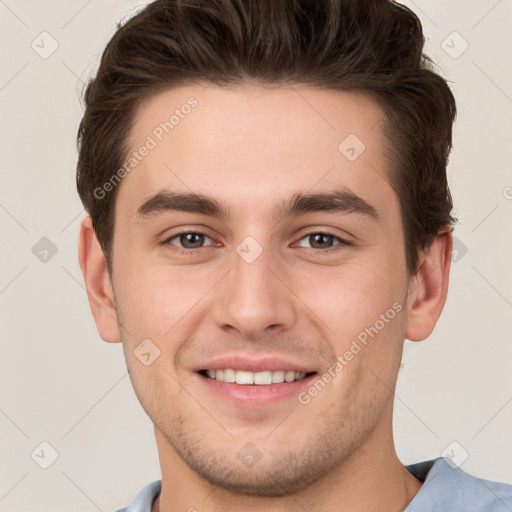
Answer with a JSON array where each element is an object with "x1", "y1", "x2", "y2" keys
[{"x1": 193, "y1": 355, "x2": 317, "y2": 374}]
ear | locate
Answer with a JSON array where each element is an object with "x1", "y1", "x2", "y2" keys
[
  {"x1": 405, "y1": 230, "x2": 453, "y2": 341},
  {"x1": 78, "y1": 216, "x2": 121, "y2": 343}
]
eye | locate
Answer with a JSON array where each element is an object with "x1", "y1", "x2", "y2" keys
[
  {"x1": 161, "y1": 231, "x2": 214, "y2": 251},
  {"x1": 295, "y1": 232, "x2": 350, "y2": 251},
  {"x1": 160, "y1": 230, "x2": 350, "y2": 254}
]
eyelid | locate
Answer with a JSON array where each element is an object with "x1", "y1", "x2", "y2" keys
[
  {"x1": 160, "y1": 229, "x2": 215, "y2": 249},
  {"x1": 292, "y1": 224, "x2": 354, "y2": 243},
  {"x1": 160, "y1": 228, "x2": 352, "y2": 254},
  {"x1": 292, "y1": 230, "x2": 351, "y2": 250}
]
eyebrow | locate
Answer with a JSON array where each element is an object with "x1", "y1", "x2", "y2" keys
[{"x1": 135, "y1": 188, "x2": 380, "y2": 223}]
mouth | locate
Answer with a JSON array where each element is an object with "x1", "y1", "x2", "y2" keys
[
  {"x1": 198, "y1": 368, "x2": 316, "y2": 386},
  {"x1": 198, "y1": 369, "x2": 317, "y2": 385},
  {"x1": 195, "y1": 367, "x2": 320, "y2": 408},
  {"x1": 193, "y1": 356, "x2": 320, "y2": 407}
]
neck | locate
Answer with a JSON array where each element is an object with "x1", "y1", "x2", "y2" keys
[{"x1": 152, "y1": 410, "x2": 423, "y2": 512}]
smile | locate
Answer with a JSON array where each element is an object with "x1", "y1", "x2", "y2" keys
[{"x1": 199, "y1": 369, "x2": 315, "y2": 385}]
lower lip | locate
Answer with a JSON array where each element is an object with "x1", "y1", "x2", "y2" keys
[{"x1": 196, "y1": 372, "x2": 317, "y2": 408}]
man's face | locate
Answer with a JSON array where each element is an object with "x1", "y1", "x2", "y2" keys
[{"x1": 110, "y1": 84, "x2": 412, "y2": 495}]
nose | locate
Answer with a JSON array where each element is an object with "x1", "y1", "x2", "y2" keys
[{"x1": 212, "y1": 243, "x2": 296, "y2": 340}]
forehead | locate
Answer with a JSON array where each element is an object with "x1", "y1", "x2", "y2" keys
[{"x1": 118, "y1": 84, "x2": 395, "y2": 221}]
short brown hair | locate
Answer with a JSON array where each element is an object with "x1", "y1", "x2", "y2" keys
[{"x1": 76, "y1": 0, "x2": 457, "y2": 275}]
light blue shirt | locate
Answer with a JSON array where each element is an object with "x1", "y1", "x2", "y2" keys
[{"x1": 115, "y1": 457, "x2": 512, "y2": 511}]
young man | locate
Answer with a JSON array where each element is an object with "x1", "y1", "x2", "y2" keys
[{"x1": 76, "y1": 0, "x2": 512, "y2": 511}]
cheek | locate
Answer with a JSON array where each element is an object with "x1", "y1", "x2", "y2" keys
[
  {"x1": 293, "y1": 258, "x2": 405, "y2": 340},
  {"x1": 113, "y1": 258, "x2": 217, "y2": 342}
]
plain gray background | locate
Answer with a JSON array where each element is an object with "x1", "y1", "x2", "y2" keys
[{"x1": 0, "y1": 0, "x2": 511, "y2": 510}]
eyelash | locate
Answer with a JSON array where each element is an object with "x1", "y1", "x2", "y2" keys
[{"x1": 159, "y1": 230, "x2": 351, "y2": 255}]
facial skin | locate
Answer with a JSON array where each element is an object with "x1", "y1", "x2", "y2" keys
[{"x1": 79, "y1": 84, "x2": 452, "y2": 511}]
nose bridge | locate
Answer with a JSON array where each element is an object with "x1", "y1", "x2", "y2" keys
[{"x1": 213, "y1": 238, "x2": 295, "y2": 337}]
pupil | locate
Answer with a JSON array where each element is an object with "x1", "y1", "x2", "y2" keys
[
  {"x1": 181, "y1": 233, "x2": 204, "y2": 248},
  {"x1": 311, "y1": 234, "x2": 333, "y2": 249}
]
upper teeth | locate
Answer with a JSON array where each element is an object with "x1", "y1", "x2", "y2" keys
[{"x1": 205, "y1": 369, "x2": 307, "y2": 385}]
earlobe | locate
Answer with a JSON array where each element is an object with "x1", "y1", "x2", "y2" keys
[
  {"x1": 405, "y1": 230, "x2": 453, "y2": 342},
  {"x1": 78, "y1": 216, "x2": 121, "y2": 343}
]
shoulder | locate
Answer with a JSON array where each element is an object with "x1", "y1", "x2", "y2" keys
[
  {"x1": 114, "y1": 479, "x2": 162, "y2": 512},
  {"x1": 406, "y1": 458, "x2": 512, "y2": 511}
]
